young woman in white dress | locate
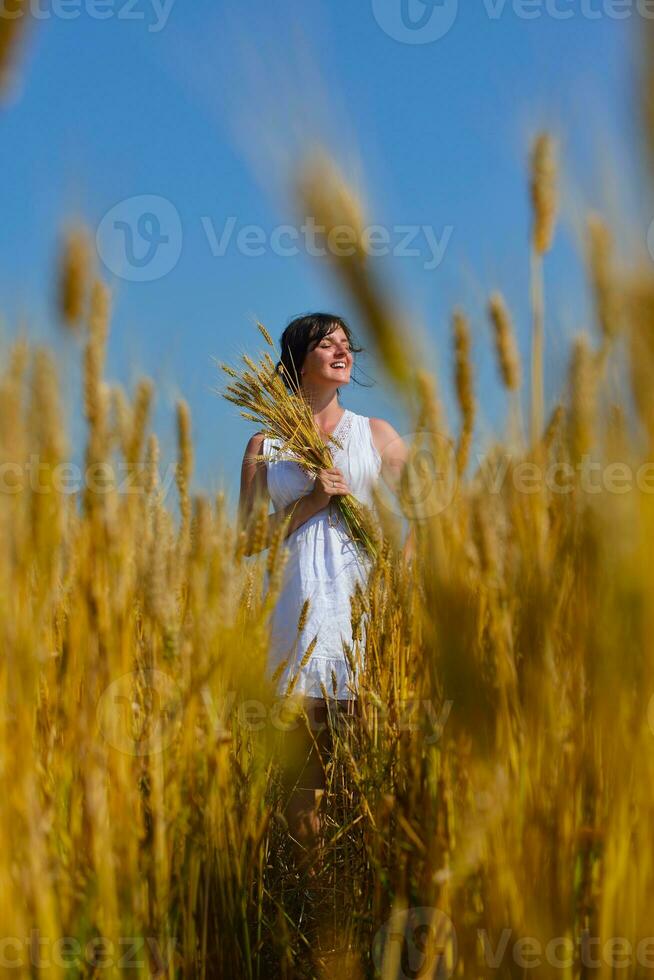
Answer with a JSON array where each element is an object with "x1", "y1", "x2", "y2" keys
[{"x1": 238, "y1": 312, "x2": 410, "y2": 862}]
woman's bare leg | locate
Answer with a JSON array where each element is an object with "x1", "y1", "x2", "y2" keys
[
  {"x1": 281, "y1": 697, "x2": 359, "y2": 871},
  {"x1": 282, "y1": 697, "x2": 331, "y2": 869}
]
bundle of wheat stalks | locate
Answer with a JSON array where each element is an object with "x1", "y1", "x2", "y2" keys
[
  {"x1": 216, "y1": 323, "x2": 380, "y2": 560},
  {"x1": 2, "y1": 29, "x2": 654, "y2": 979}
]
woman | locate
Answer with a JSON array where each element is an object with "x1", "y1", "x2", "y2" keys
[{"x1": 238, "y1": 312, "x2": 411, "y2": 864}]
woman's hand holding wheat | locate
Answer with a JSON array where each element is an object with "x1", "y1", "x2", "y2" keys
[{"x1": 309, "y1": 467, "x2": 351, "y2": 508}]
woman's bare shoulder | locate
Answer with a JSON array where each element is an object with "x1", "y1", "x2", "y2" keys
[
  {"x1": 368, "y1": 417, "x2": 401, "y2": 448},
  {"x1": 368, "y1": 417, "x2": 398, "y2": 435},
  {"x1": 239, "y1": 431, "x2": 269, "y2": 517},
  {"x1": 242, "y1": 431, "x2": 266, "y2": 463}
]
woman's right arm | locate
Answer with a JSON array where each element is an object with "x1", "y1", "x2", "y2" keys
[{"x1": 238, "y1": 433, "x2": 351, "y2": 557}]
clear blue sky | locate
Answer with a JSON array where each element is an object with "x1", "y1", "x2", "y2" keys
[{"x1": 1, "y1": 1, "x2": 646, "y2": 513}]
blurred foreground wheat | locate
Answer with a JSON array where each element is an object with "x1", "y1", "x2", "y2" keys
[{"x1": 3, "y1": 47, "x2": 654, "y2": 980}]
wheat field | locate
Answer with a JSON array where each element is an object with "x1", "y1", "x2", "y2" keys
[{"x1": 3, "y1": 19, "x2": 654, "y2": 980}]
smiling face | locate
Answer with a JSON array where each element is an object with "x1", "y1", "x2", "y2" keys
[{"x1": 300, "y1": 325, "x2": 353, "y2": 388}]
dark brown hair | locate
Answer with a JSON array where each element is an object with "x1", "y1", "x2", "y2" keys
[{"x1": 275, "y1": 313, "x2": 366, "y2": 394}]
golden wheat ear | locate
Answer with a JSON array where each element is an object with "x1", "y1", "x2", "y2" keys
[
  {"x1": 488, "y1": 292, "x2": 521, "y2": 393},
  {"x1": 270, "y1": 657, "x2": 290, "y2": 687},
  {"x1": 0, "y1": 0, "x2": 31, "y2": 100}
]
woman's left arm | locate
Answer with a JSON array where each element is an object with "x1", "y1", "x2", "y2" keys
[{"x1": 369, "y1": 417, "x2": 415, "y2": 562}]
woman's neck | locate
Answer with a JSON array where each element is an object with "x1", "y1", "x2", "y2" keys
[
  {"x1": 315, "y1": 405, "x2": 345, "y2": 437},
  {"x1": 301, "y1": 389, "x2": 344, "y2": 434}
]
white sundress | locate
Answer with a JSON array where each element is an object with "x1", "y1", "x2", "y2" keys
[{"x1": 262, "y1": 408, "x2": 382, "y2": 701}]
